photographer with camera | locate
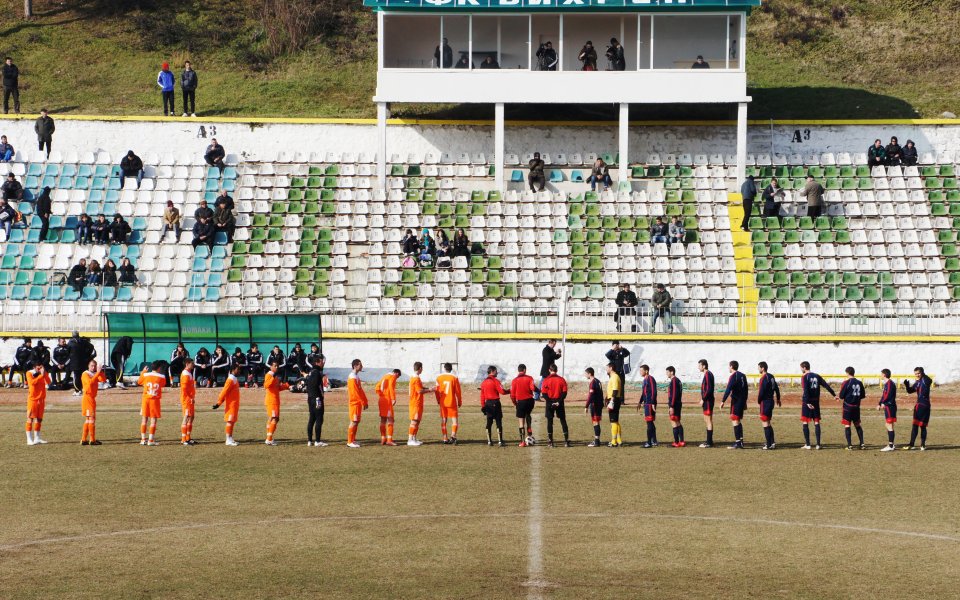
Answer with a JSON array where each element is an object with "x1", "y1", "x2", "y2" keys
[
  {"x1": 578, "y1": 41, "x2": 598, "y2": 71},
  {"x1": 536, "y1": 41, "x2": 558, "y2": 71},
  {"x1": 606, "y1": 38, "x2": 626, "y2": 71}
]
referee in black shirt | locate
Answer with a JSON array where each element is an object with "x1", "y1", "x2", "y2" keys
[{"x1": 306, "y1": 354, "x2": 328, "y2": 447}]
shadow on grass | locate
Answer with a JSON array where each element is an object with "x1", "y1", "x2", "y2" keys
[
  {"x1": 749, "y1": 86, "x2": 921, "y2": 120},
  {"x1": 47, "y1": 106, "x2": 81, "y2": 115}
]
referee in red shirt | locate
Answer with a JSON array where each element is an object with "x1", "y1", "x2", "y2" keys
[
  {"x1": 540, "y1": 364, "x2": 570, "y2": 447},
  {"x1": 480, "y1": 366, "x2": 507, "y2": 446}
]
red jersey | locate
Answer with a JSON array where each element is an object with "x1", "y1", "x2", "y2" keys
[
  {"x1": 480, "y1": 376, "x2": 507, "y2": 401},
  {"x1": 539, "y1": 374, "x2": 568, "y2": 402},
  {"x1": 510, "y1": 374, "x2": 536, "y2": 401}
]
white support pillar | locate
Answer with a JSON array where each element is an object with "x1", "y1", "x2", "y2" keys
[
  {"x1": 618, "y1": 103, "x2": 629, "y2": 183},
  {"x1": 377, "y1": 102, "x2": 388, "y2": 192},
  {"x1": 736, "y1": 101, "x2": 748, "y2": 185},
  {"x1": 495, "y1": 102, "x2": 505, "y2": 191}
]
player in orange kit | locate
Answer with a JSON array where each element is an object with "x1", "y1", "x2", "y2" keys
[
  {"x1": 179, "y1": 357, "x2": 197, "y2": 445},
  {"x1": 263, "y1": 362, "x2": 290, "y2": 446},
  {"x1": 80, "y1": 359, "x2": 107, "y2": 445},
  {"x1": 25, "y1": 363, "x2": 51, "y2": 445},
  {"x1": 407, "y1": 361, "x2": 432, "y2": 446},
  {"x1": 435, "y1": 362, "x2": 463, "y2": 445},
  {"x1": 346, "y1": 359, "x2": 368, "y2": 448},
  {"x1": 212, "y1": 363, "x2": 242, "y2": 446},
  {"x1": 375, "y1": 368, "x2": 401, "y2": 446},
  {"x1": 137, "y1": 361, "x2": 167, "y2": 446}
]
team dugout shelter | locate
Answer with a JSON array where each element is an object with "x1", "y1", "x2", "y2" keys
[{"x1": 365, "y1": 0, "x2": 760, "y2": 191}]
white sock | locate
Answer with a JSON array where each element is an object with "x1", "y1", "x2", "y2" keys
[{"x1": 26, "y1": 430, "x2": 33, "y2": 443}]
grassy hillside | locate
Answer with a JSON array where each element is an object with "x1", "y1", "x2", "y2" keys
[{"x1": 0, "y1": 0, "x2": 957, "y2": 120}]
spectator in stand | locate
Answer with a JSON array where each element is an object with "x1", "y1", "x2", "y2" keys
[
  {"x1": 536, "y1": 41, "x2": 558, "y2": 71},
  {"x1": 651, "y1": 283, "x2": 674, "y2": 334},
  {"x1": 157, "y1": 62, "x2": 175, "y2": 117},
  {"x1": 86, "y1": 260, "x2": 103, "y2": 286},
  {"x1": 168, "y1": 342, "x2": 190, "y2": 386},
  {"x1": 246, "y1": 343, "x2": 264, "y2": 387},
  {"x1": 204, "y1": 138, "x2": 226, "y2": 175},
  {"x1": 669, "y1": 216, "x2": 686, "y2": 245},
  {"x1": 614, "y1": 283, "x2": 639, "y2": 333},
  {"x1": 418, "y1": 229, "x2": 436, "y2": 262},
  {"x1": 800, "y1": 175, "x2": 826, "y2": 218},
  {"x1": 454, "y1": 54, "x2": 472, "y2": 69},
  {"x1": 35, "y1": 186, "x2": 51, "y2": 242},
  {"x1": 285, "y1": 343, "x2": 307, "y2": 381},
  {"x1": 68, "y1": 259, "x2": 87, "y2": 292},
  {"x1": 119, "y1": 257, "x2": 138, "y2": 285},
  {"x1": 194, "y1": 199, "x2": 213, "y2": 221},
  {"x1": 76, "y1": 213, "x2": 93, "y2": 244},
  {"x1": 479, "y1": 56, "x2": 499, "y2": 69},
  {"x1": 193, "y1": 347, "x2": 212, "y2": 387},
  {"x1": 739, "y1": 174, "x2": 757, "y2": 232},
  {"x1": 528, "y1": 152, "x2": 546, "y2": 193},
  {"x1": 691, "y1": 55, "x2": 710, "y2": 69},
  {"x1": 0, "y1": 199, "x2": 18, "y2": 238},
  {"x1": 436, "y1": 229, "x2": 450, "y2": 259},
  {"x1": 102, "y1": 258, "x2": 118, "y2": 287},
  {"x1": 2, "y1": 57, "x2": 19, "y2": 114},
  {"x1": 578, "y1": 41, "x2": 598, "y2": 71},
  {"x1": 902, "y1": 140, "x2": 918, "y2": 166},
  {"x1": 587, "y1": 157, "x2": 612, "y2": 192},
  {"x1": 401, "y1": 228, "x2": 419, "y2": 256},
  {"x1": 119, "y1": 150, "x2": 145, "y2": 189},
  {"x1": 885, "y1": 136, "x2": 903, "y2": 167},
  {"x1": 650, "y1": 216, "x2": 669, "y2": 244},
  {"x1": 867, "y1": 139, "x2": 886, "y2": 168},
  {"x1": 0, "y1": 135, "x2": 14, "y2": 162},
  {"x1": 92, "y1": 214, "x2": 110, "y2": 244},
  {"x1": 7, "y1": 338, "x2": 33, "y2": 387},
  {"x1": 210, "y1": 345, "x2": 230, "y2": 385},
  {"x1": 452, "y1": 228, "x2": 470, "y2": 261},
  {"x1": 34, "y1": 108, "x2": 54, "y2": 159},
  {"x1": 109, "y1": 213, "x2": 131, "y2": 245},
  {"x1": 52, "y1": 338, "x2": 70, "y2": 387},
  {"x1": 161, "y1": 200, "x2": 181, "y2": 242},
  {"x1": 215, "y1": 188, "x2": 235, "y2": 212},
  {"x1": 214, "y1": 199, "x2": 235, "y2": 242},
  {"x1": 2, "y1": 173, "x2": 23, "y2": 202},
  {"x1": 606, "y1": 38, "x2": 626, "y2": 71},
  {"x1": 191, "y1": 215, "x2": 215, "y2": 249},
  {"x1": 762, "y1": 178, "x2": 785, "y2": 220},
  {"x1": 267, "y1": 345, "x2": 285, "y2": 380},
  {"x1": 434, "y1": 38, "x2": 453, "y2": 69},
  {"x1": 181, "y1": 61, "x2": 198, "y2": 117}
]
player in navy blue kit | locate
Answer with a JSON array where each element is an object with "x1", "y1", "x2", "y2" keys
[
  {"x1": 756, "y1": 362, "x2": 781, "y2": 450},
  {"x1": 720, "y1": 360, "x2": 748, "y2": 449},
  {"x1": 877, "y1": 368, "x2": 897, "y2": 452},
  {"x1": 637, "y1": 365, "x2": 658, "y2": 448},
  {"x1": 584, "y1": 367, "x2": 605, "y2": 447},
  {"x1": 698, "y1": 359, "x2": 715, "y2": 448},
  {"x1": 903, "y1": 366, "x2": 932, "y2": 451},
  {"x1": 799, "y1": 361, "x2": 835, "y2": 450},
  {"x1": 666, "y1": 366, "x2": 685, "y2": 447},
  {"x1": 836, "y1": 366, "x2": 866, "y2": 450}
]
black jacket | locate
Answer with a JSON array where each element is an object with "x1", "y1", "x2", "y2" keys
[
  {"x1": 2, "y1": 63, "x2": 18, "y2": 89},
  {"x1": 605, "y1": 348, "x2": 630, "y2": 374},
  {"x1": 246, "y1": 350, "x2": 264, "y2": 368},
  {"x1": 110, "y1": 219, "x2": 131, "y2": 241},
  {"x1": 32, "y1": 345, "x2": 51, "y2": 370},
  {"x1": 14, "y1": 344, "x2": 33, "y2": 367},
  {"x1": 740, "y1": 178, "x2": 757, "y2": 201},
  {"x1": 68, "y1": 264, "x2": 87, "y2": 287},
  {"x1": 285, "y1": 349, "x2": 306, "y2": 371},
  {"x1": 194, "y1": 206, "x2": 214, "y2": 221},
  {"x1": 35, "y1": 187, "x2": 52, "y2": 217},
  {"x1": 615, "y1": 290, "x2": 638, "y2": 308},
  {"x1": 192, "y1": 220, "x2": 215, "y2": 242},
  {"x1": 111, "y1": 336, "x2": 134, "y2": 361},
  {"x1": 267, "y1": 350, "x2": 285, "y2": 367},
  {"x1": 181, "y1": 69, "x2": 198, "y2": 91},
  {"x1": 1, "y1": 179, "x2": 23, "y2": 201},
  {"x1": 204, "y1": 144, "x2": 225, "y2": 163},
  {"x1": 53, "y1": 345, "x2": 70, "y2": 368},
  {"x1": 120, "y1": 154, "x2": 144, "y2": 173},
  {"x1": 540, "y1": 346, "x2": 560, "y2": 378},
  {"x1": 67, "y1": 335, "x2": 96, "y2": 371},
  {"x1": 35, "y1": 116, "x2": 55, "y2": 142},
  {"x1": 102, "y1": 264, "x2": 118, "y2": 287}
]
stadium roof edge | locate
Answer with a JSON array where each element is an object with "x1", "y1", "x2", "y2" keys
[
  {"x1": 0, "y1": 114, "x2": 957, "y2": 127},
  {"x1": 362, "y1": 0, "x2": 762, "y2": 13}
]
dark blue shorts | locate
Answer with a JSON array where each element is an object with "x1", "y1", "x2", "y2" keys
[
  {"x1": 801, "y1": 401, "x2": 821, "y2": 423},
  {"x1": 729, "y1": 401, "x2": 746, "y2": 421},
  {"x1": 759, "y1": 399, "x2": 774, "y2": 422},
  {"x1": 913, "y1": 404, "x2": 931, "y2": 427},
  {"x1": 643, "y1": 403, "x2": 656, "y2": 422},
  {"x1": 841, "y1": 405, "x2": 861, "y2": 425},
  {"x1": 701, "y1": 398, "x2": 714, "y2": 415}
]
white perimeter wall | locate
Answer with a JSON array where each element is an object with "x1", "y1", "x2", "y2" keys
[
  {"x1": 319, "y1": 338, "x2": 960, "y2": 385},
  {"x1": 1, "y1": 118, "x2": 959, "y2": 166}
]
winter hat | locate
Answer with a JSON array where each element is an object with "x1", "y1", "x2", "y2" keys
[{"x1": 162, "y1": 62, "x2": 169, "y2": 70}]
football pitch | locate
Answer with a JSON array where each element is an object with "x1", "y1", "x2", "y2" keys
[{"x1": 2, "y1": 386, "x2": 960, "y2": 600}]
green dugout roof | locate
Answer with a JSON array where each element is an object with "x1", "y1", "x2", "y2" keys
[{"x1": 364, "y1": 0, "x2": 760, "y2": 12}]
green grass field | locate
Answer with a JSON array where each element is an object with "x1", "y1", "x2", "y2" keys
[{"x1": 3, "y1": 392, "x2": 960, "y2": 599}]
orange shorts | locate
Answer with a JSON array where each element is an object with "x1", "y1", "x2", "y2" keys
[
  {"x1": 181, "y1": 400, "x2": 195, "y2": 418},
  {"x1": 81, "y1": 398, "x2": 96, "y2": 418},
  {"x1": 265, "y1": 402, "x2": 280, "y2": 419},
  {"x1": 379, "y1": 399, "x2": 394, "y2": 418},
  {"x1": 223, "y1": 400, "x2": 239, "y2": 423},
  {"x1": 440, "y1": 405, "x2": 459, "y2": 420},
  {"x1": 141, "y1": 398, "x2": 162, "y2": 419},
  {"x1": 409, "y1": 401, "x2": 424, "y2": 422},
  {"x1": 349, "y1": 401, "x2": 365, "y2": 422},
  {"x1": 27, "y1": 400, "x2": 45, "y2": 420}
]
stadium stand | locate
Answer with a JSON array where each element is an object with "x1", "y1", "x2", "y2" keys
[{"x1": 2, "y1": 147, "x2": 959, "y2": 333}]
